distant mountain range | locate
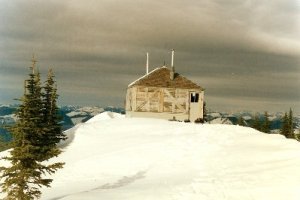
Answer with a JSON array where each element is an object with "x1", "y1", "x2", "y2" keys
[
  {"x1": 0, "y1": 104, "x2": 299, "y2": 142},
  {"x1": 207, "y1": 111, "x2": 300, "y2": 132}
]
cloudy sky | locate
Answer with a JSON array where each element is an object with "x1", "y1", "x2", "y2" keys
[{"x1": 0, "y1": 0, "x2": 299, "y2": 114}]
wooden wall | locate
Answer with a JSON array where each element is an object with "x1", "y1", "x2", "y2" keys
[{"x1": 126, "y1": 86, "x2": 203, "y2": 120}]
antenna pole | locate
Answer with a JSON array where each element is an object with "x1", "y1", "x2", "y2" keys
[
  {"x1": 170, "y1": 49, "x2": 175, "y2": 80},
  {"x1": 171, "y1": 49, "x2": 174, "y2": 67}
]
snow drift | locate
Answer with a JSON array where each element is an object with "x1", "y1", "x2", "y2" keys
[{"x1": 1, "y1": 112, "x2": 300, "y2": 200}]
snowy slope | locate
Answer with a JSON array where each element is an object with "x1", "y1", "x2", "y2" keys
[
  {"x1": 1, "y1": 113, "x2": 300, "y2": 200},
  {"x1": 85, "y1": 111, "x2": 123, "y2": 123}
]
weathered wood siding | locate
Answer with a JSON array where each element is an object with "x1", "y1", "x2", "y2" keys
[
  {"x1": 126, "y1": 86, "x2": 204, "y2": 121},
  {"x1": 126, "y1": 87, "x2": 192, "y2": 113}
]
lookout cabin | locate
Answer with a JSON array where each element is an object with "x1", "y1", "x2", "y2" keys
[{"x1": 125, "y1": 51, "x2": 204, "y2": 122}]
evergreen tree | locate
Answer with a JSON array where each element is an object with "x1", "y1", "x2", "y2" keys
[
  {"x1": 237, "y1": 115, "x2": 246, "y2": 126},
  {"x1": 287, "y1": 108, "x2": 294, "y2": 138},
  {"x1": 252, "y1": 113, "x2": 261, "y2": 131},
  {"x1": 41, "y1": 69, "x2": 66, "y2": 160},
  {"x1": 0, "y1": 59, "x2": 65, "y2": 199},
  {"x1": 280, "y1": 112, "x2": 289, "y2": 138},
  {"x1": 280, "y1": 109, "x2": 295, "y2": 139},
  {"x1": 0, "y1": 133, "x2": 10, "y2": 152},
  {"x1": 261, "y1": 111, "x2": 271, "y2": 133}
]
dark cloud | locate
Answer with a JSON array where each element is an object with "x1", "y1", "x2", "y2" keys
[{"x1": 0, "y1": 0, "x2": 299, "y2": 113}]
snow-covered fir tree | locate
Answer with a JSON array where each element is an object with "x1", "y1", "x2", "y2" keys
[{"x1": 0, "y1": 58, "x2": 65, "y2": 200}]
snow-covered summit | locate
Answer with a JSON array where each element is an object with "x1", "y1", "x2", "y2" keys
[
  {"x1": 86, "y1": 111, "x2": 124, "y2": 123},
  {"x1": 1, "y1": 113, "x2": 300, "y2": 200}
]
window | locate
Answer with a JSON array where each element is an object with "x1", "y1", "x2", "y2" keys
[{"x1": 190, "y1": 93, "x2": 199, "y2": 103}]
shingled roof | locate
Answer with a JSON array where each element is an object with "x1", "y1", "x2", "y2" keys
[{"x1": 128, "y1": 66, "x2": 203, "y2": 90}]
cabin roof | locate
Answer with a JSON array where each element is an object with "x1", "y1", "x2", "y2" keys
[{"x1": 128, "y1": 66, "x2": 203, "y2": 90}]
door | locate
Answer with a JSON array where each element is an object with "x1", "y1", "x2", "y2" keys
[{"x1": 189, "y1": 92, "x2": 201, "y2": 121}]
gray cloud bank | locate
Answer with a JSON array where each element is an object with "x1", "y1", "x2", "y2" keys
[{"x1": 0, "y1": 0, "x2": 299, "y2": 113}]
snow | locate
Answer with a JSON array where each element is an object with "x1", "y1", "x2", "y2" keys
[
  {"x1": 66, "y1": 111, "x2": 87, "y2": 118},
  {"x1": 66, "y1": 108, "x2": 107, "y2": 125},
  {"x1": 242, "y1": 115, "x2": 252, "y2": 121},
  {"x1": 1, "y1": 113, "x2": 300, "y2": 200},
  {"x1": 209, "y1": 117, "x2": 233, "y2": 125},
  {"x1": 66, "y1": 107, "x2": 105, "y2": 118},
  {"x1": 0, "y1": 114, "x2": 17, "y2": 124},
  {"x1": 69, "y1": 116, "x2": 88, "y2": 125},
  {"x1": 86, "y1": 111, "x2": 124, "y2": 123}
]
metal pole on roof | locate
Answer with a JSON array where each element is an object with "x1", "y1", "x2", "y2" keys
[
  {"x1": 170, "y1": 49, "x2": 175, "y2": 80},
  {"x1": 171, "y1": 49, "x2": 174, "y2": 67}
]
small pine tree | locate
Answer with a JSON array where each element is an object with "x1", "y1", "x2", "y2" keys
[
  {"x1": 287, "y1": 108, "x2": 294, "y2": 138},
  {"x1": 237, "y1": 116, "x2": 246, "y2": 126},
  {"x1": 280, "y1": 112, "x2": 289, "y2": 138},
  {"x1": 41, "y1": 69, "x2": 66, "y2": 160},
  {"x1": 252, "y1": 113, "x2": 261, "y2": 131},
  {"x1": 261, "y1": 111, "x2": 271, "y2": 133},
  {"x1": 280, "y1": 109, "x2": 295, "y2": 139},
  {"x1": 0, "y1": 59, "x2": 65, "y2": 199}
]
